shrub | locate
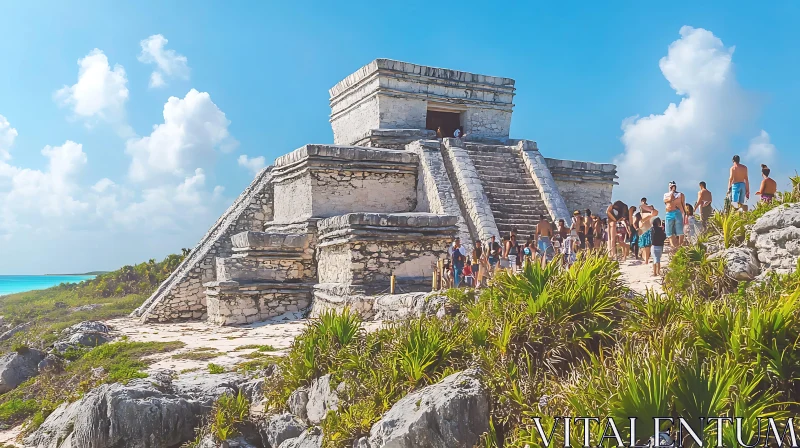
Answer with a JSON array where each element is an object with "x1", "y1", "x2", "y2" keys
[
  {"x1": 210, "y1": 391, "x2": 249, "y2": 442},
  {"x1": 207, "y1": 363, "x2": 225, "y2": 374}
]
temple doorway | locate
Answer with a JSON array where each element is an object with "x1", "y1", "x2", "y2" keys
[{"x1": 425, "y1": 110, "x2": 462, "y2": 138}]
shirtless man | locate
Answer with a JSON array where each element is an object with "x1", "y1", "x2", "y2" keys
[
  {"x1": 693, "y1": 182, "x2": 713, "y2": 231},
  {"x1": 571, "y1": 211, "x2": 585, "y2": 250},
  {"x1": 592, "y1": 215, "x2": 604, "y2": 249},
  {"x1": 728, "y1": 155, "x2": 750, "y2": 212},
  {"x1": 535, "y1": 214, "x2": 554, "y2": 262},
  {"x1": 755, "y1": 164, "x2": 777, "y2": 204},
  {"x1": 664, "y1": 181, "x2": 686, "y2": 248},
  {"x1": 606, "y1": 200, "x2": 629, "y2": 259}
]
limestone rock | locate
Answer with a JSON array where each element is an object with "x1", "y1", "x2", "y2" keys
[
  {"x1": 0, "y1": 348, "x2": 46, "y2": 393},
  {"x1": 38, "y1": 353, "x2": 65, "y2": 374},
  {"x1": 172, "y1": 371, "x2": 246, "y2": 407},
  {"x1": 24, "y1": 370, "x2": 250, "y2": 448},
  {"x1": 240, "y1": 377, "x2": 265, "y2": 404},
  {"x1": 278, "y1": 427, "x2": 323, "y2": 448},
  {"x1": 199, "y1": 435, "x2": 259, "y2": 448},
  {"x1": 288, "y1": 388, "x2": 309, "y2": 422},
  {"x1": 752, "y1": 204, "x2": 800, "y2": 274},
  {"x1": 0, "y1": 321, "x2": 32, "y2": 342},
  {"x1": 262, "y1": 412, "x2": 307, "y2": 448},
  {"x1": 367, "y1": 368, "x2": 489, "y2": 448},
  {"x1": 306, "y1": 374, "x2": 342, "y2": 425},
  {"x1": 709, "y1": 247, "x2": 760, "y2": 281},
  {"x1": 53, "y1": 321, "x2": 113, "y2": 353}
]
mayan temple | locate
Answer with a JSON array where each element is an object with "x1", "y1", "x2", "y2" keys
[{"x1": 132, "y1": 59, "x2": 618, "y2": 325}]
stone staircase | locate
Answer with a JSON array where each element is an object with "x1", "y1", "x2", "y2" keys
[{"x1": 464, "y1": 143, "x2": 549, "y2": 239}]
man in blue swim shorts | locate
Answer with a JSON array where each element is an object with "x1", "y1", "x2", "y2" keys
[
  {"x1": 663, "y1": 181, "x2": 686, "y2": 247},
  {"x1": 728, "y1": 154, "x2": 750, "y2": 212}
]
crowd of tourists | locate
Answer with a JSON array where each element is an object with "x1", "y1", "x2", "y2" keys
[{"x1": 440, "y1": 155, "x2": 778, "y2": 287}]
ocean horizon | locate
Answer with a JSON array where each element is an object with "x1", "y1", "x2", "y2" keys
[{"x1": 0, "y1": 275, "x2": 96, "y2": 296}]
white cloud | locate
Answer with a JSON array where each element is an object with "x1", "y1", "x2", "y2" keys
[
  {"x1": 0, "y1": 114, "x2": 17, "y2": 161},
  {"x1": 55, "y1": 49, "x2": 129, "y2": 127},
  {"x1": 614, "y1": 26, "x2": 756, "y2": 206},
  {"x1": 138, "y1": 34, "x2": 190, "y2": 88},
  {"x1": 126, "y1": 89, "x2": 234, "y2": 183},
  {"x1": 237, "y1": 154, "x2": 266, "y2": 175},
  {"x1": 745, "y1": 130, "x2": 777, "y2": 165},
  {"x1": 92, "y1": 178, "x2": 115, "y2": 193}
]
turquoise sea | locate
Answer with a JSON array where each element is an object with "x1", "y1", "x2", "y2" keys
[{"x1": 0, "y1": 275, "x2": 96, "y2": 296}]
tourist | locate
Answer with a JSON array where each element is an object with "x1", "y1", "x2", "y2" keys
[
  {"x1": 450, "y1": 238, "x2": 467, "y2": 287},
  {"x1": 637, "y1": 213, "x2": 653, "y2": 265},
  {"x1": 500, "y1": 235, "x2": 512, "y2": 271},
  {"x1": 694, "y1": 182, "x2": 713, "y2": 231},
  {"x1": 755, "y1": 164, "x2": 777, "y2": 203},
  {"x1": 639, "y1": 198, "x2": 658, "y2": 220},
  {"x1": 471, "y1": 241, "x2": 483, "y2": 288},
  {"x1": 651, "y1": 217, "x2": 667, "y2": 277},
  {"x1": 684, "y1": 204, "x2": 699, "y2": 244},
  {"x1": 663, "y1": 181, "x2": 686, "y2": 248},
  {"x1": 463, "y1": 262, "x2": 473, "y2": 287},
  {"x1": 571, "y1": 211, "x2": 585, "y2": 250},
  {"x1": 535, "y1": 214, "x2": 554, "y2": 262},
  {"x1": 592, "y1": 215, "x2": 604, "y2": 250},
  {"x1": 584, "y1": 209, "x2": 594, "y2": 250},
  {"x1": 629, "y1": 212, "x2": 641, "y2": 260},
  {"x1": 563, "y1": 229, "x2": 578, "y2": 267},
  {"x1": 436, "y1": 126, "x2": 444, "y2": 139},
  {"x1": 557, "y1": 219, "x2": 568, "y2": 240},
  {"x1": 453, "y1": 127, "x2": 462, "y2": 138},
  {"x1": 441, "y1": 258, "x2": 453, "y2": 289},
  {"x1": 488, "y1": 235, "x2": 501, "y2": 273},
  {"x1": 505, "y1": 233, "x2": 520, "y2": 272},
  {"x1": 617, "y1": 218, "x2": 630, "y2": 260},
  {"x1": 728, "y1": 155, "x2": 750, "y2": 212},
  {"x1": 605, "y1": 200, "x2": 629, "y2": 259}
]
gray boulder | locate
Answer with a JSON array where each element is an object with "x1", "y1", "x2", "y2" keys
[
  {"x1": 287, "y1": 388, "x2": 309, "y2": 422},
  {"x1": 752, "y1": 203, "x2": 800, "y2": 274},
  {"x1": 367, "y1": 368, "x2": 489, "y2": 448},
  {"x1": 709, "y1": 247, "x2": 760, "y2": 281},
  {"x1": 240, "y1": 377, "x2": 265, "y2": 404},
  {"x1": 24, "y1": 370, "x2": 249, "y2": 448},
  {"x1": 53, "y1": 321, "x2": 113, "y2": 353},
  {"x1": 172, "y1": 371, "x2": 247, "y2": 407},
  {"x1": 38, "y1": 353, "x2": 66, "y2": 374},
  {"x1": 262, "y1": 412, "x2": 307, "y2": 448},
  {"x1": 0, "y1": 348, "x2": 46, "y2": 393},
  {"x1": 278, "y1": 427, "x2": 323, "y2": 448},
  {"x1": 0, "y1": 321, "x2": 32, "y2": 342},
  {"x1": 373, "y1": 293, "x2": 448, "y2": 321},
  {"x1": 306, "y1": 374, "x2": 342, "y2": 424},
  {"x1": 198, "y1": 435, "x2": 260, "y2": 448}
]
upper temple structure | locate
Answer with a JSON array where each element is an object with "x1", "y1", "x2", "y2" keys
[{"x1": 133, "y1": 59, "x2": 618, "y2": 325}]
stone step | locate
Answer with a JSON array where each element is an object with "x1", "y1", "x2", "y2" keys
[{"x1": 482, "y1": 181, "x2": 539, "y2": 190}]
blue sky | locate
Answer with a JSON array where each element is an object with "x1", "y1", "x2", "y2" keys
[{"x1": 1, "y1": 1, "x2": 798, "y2": 274}]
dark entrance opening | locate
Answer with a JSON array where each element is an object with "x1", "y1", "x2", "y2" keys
[{"x1": 425, "y1": 110, "x2": 461, "y2": 138}]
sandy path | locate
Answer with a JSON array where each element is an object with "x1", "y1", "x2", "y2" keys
[
  {"x1": 617, "y1": 253, "x2": 670, "y2": 295},
  {"x1": 106, "y1": 312, "x2": 383, "y2": 373}
]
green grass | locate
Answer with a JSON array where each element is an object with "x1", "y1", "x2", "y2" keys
[
  {"x1": 235, "y1": 344, "x2": 277, "y2": 352},
  {"x1": 173, "y1": 349, "x2": 223, "y2": 361},
  {"x1": 207, "y1": 363, "x2": 226, "y2": 374},
  {"x1": 0, "y1": 340, "x2": 185, "y2": 429}
]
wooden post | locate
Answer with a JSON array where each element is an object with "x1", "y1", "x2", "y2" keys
[
  {"x1": 390, "y1": 274, "x2": 396, "y2": 294},
  {"x1": 432, "y1": 271, "x2": 437, "y2": 292}
]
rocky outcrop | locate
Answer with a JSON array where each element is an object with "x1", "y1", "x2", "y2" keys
[
  {"x1": 752, "y1": 203, "x2": 800, "y2": 274},
  {"x1": 262, "y1": 413, "x2": 307, "y2": 448},
  {"x1": 288, "y1": 388, "x2": 309, "y2": 422},
  {"x1": 306, "y1": 374, "x2": 342, "y2": 425},
  {"x1": 365, "y1": 368, "x2": 489, "y2": 448},
  {"x1": 709, "y1": 247, "x2": 760, "y2": 281},
  {"x1": 199, "y1": 435, "x2": 259, "y2": 448},
  {"x1": 38, "y1": 354, "x2": 65, "y2": 374},
  {"x1": 278, "y1": 427, "x2": 323, "y2": 448},
  {"x1": 24, "y1": 369, "x2": 247, "y2": 448},
  {"x1": 53, "y1": 321, "x2": 113, "y2": 353},
  {"x1": 0, "y1": 348, "x2": 46, "y2": 393},
  {"x1": 0, "y1": 321, "x2": 32, "y2": 342}
]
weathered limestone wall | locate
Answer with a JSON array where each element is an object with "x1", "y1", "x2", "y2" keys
[
  {"x1": 353, "y1": 129, "x2": 437, "y2": 150},
  {"x1": 271, "y1": 145, "x2": 418, "y2": 223},
  {"x1": 545, "y1": 158, "x2": 617, "y2": 216},
  {"x1": 377, "y1": 95, "x2": 427, "y2": 130},
  {"x1": 408, "y1": 139, "x2": 471, "y2": 245},
  {"x1": 463, "y1": 108, "x2": 513, "y2": 142},
  {"x1": 315, "y1": 212, "x2": 457, "y2": 294},
  {"x1": 515, "y1": 141, "x2": 572, "y2": 224},
  {"x1": 206, "y1": 284, "x2": 310, "y2": 326},
  {"x1": 133, "y1": 168, "x2": 274, "y2": 322},
  {"x1": 440, "y1": 138, "x2": 499, "y2": 243},
  {"x1": 329, "y1": 59, "x2": 516, "y2": 145}
]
